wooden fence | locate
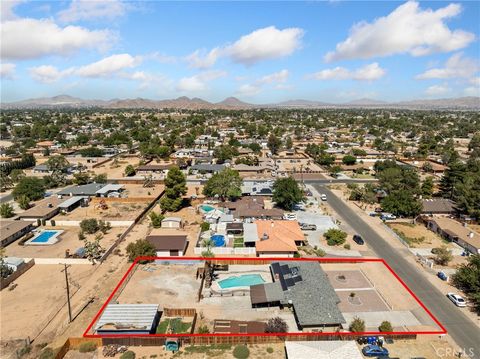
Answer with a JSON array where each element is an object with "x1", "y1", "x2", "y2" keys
[
  {"x1": 0, "y1": 259, "x2": 35, "y2": 290},
  {"x1": 163, "y1": 307, "x2": 197, "y2": 317},
  {"x1": 54, "y1": 337, "x2": 103, "y2": 359}
]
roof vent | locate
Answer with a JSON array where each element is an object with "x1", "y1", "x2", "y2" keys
[
  {"x1": 469, "y1": 232, "x2": 474, "y2": 238},
  {"x1": 262, "y1": 232, "x2": 269, "y2": 240}
]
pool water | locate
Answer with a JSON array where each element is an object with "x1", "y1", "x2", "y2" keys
[
  {"x1": 218, "y1": 274, "x2": 265, "y2": 289},
  {"x1": 31, "y1": 230, "x2": 61, "y2": 243},
  {"x1": 200, "y1": 204, "x2": 215, "y2": 212},
  {"x1": 211, "y1": 234, "x2": 226, "y2": 247}
]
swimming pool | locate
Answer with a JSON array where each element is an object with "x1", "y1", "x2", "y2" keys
[
  {"x1": 199, "y1": 204, "x2": 216, "y2": 213},
  {"x1": 211, "y1": 234, "x2": 226, "y2": 247},
  {"x1": 218, "y1": 274, "x2": 265, "y2": 289},
  {"x1": 26, "y1": 230, "x2": 63, "y2": 245}
]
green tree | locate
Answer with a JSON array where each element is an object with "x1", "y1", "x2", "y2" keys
[
  {"x1": 324, "y1": 228, "x2": 347, "y2": 246},
  {"x1": 432, "y1": 246, "x2": 453, "y2": 266},
  {"x1": 378, "y1": 321, "x2": 393, "y2": 332},
  {"x1": 342, "y1": 155, "x2": 357, "y2": 165},
  {"x1": 73, "y1": 172, "x2": 91, "y2": 185},
  {"x1": 452, "y1": 255, "x2": 480, "y2": 314},
  {"x1": 149, "y1": 211, "x2": 164, "y2": 228},
  {"x1": 285, "y1": 136, "x2": 293, "y2": 150},
  {"x1": 92, "y1": 173, "x2": 107, "y2": 183},
  {"x1": 13, "y1": 177, "x2": 46, "y2": 201},
  {"x1": 9, "y1": 169, "x2": 25, "y2": 183},
  {"x1": 0, "y1": 203, "x2": 15, "y2": 218},
  {"x1": 265, "y1": 316, "x2": 288, "y2": 333},
  {"x1": 349, "y1": 317, "x2": 365, "y2": 332},
  {"x1": 267, "y1": 134, "x2": 282, "y2": 155},
  {"x1": 272, "y1": 177, "x2": 305, "y2": 210},
  {"x1": 79, "y1": 147, "x2": 104, "y2": 157},
  {"x1": 421, "y1": 176, "x2": 434, "y2": 198},
  {"x1": 233, "y1": 345, "x2": 250, "y2": 359},
  {"x1": 0, "y1": 248, "x2": 14, "y2": 279},
  {"x1": 160, "y1": 166, "x2": 187, "y2": 212},
  {"x1": 214, "y1": 145, "x2": 238, "y2": 163},
  {"x1": 17, "y1": 195, "x2": 31, "y2": 210},
  {"x1": 46, "y1": 155, "x2": 70, "y2": 186},
  {"x1": 381, "y1": 190, "x2": 422, "y2": 217},
  {"x1": 124, "y1": 164, "x2": 136, "y2": 177},
  {"x1": 80, "y1": 218, "x2": 99, "y2": 234},
  {"x1": 126, "y1": 239, "x2": 156, "y2": 263},
  {"x1": 203, "y1": 168, "x2": 242, "y2": 201}
]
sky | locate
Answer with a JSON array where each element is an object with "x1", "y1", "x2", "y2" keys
[{"x1": 1, "y1": 0, "x2": 479, "y2": 103}]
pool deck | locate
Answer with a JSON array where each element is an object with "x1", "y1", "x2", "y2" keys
[
  {"x1": 25, "y1": 229, "x2": 64, "y2": 246},
  {"x1": 209, "y1": 265, "x2": 271, "y2": 294}
]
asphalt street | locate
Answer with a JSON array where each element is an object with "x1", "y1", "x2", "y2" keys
[{"x1": 314, "y1": 184, "x2": 480, "y2": 358}]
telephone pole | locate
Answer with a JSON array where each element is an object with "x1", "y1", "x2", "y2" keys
[{"x1": 61, "y1": 263, "x2": 72, "y2": 323}]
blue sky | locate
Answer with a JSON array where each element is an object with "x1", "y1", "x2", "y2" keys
[{"x1": 1, "y1": 0, "x2": 479, "y2": 103}]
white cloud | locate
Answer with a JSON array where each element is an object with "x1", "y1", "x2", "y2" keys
[
  {"x1": 310, "y1": 63, "x2": 386, "y2": 81},
  {"x1": 325, "y1": 1, "x2": 475, "y2": 62},
  {"x1": 464, "y1": 77, "x2": 480, "y2": 96},
  {"x1": 0, "y1": 63, "x2": 16, "y2": 79},
  {"x1": 258, "y1": 69, "x2": 289, "y2": 84},
  {"x1": 74, "y1": 53, "x2": 140, "y2": 77},
  {"x1": 425, "y1": 83, "x2": 450, "y2": 96},
  {"x1": 29, "y1": 65, "x2": 71, "y2": 83},
  {"x1": 236, "y1": 69, "x2": 290, "y2": 97},
  {"x1": 187, "y1": 26, "x2": 303, "y2": 68},
  {"x1": 416, "y1": 53, "x2": 479, "y2": 79},
  {"x1": 226, "y1": 26, "x2": 304, "y2": 65},
  {"x1": 58, "y1": 0, "x2": 127, "y2": 22},
  {"x1": 236, "y1": 84, "x2": 262, "y2": 97},
  {"x1": 176, "y1": 70, "x2": 227, "y2": 92},
  {"x1": 185, "y1": 48, "x2": 221, "y2": 69},
  {"x1": 1, "y1": 18, "x2": 114, "y2": 60}
]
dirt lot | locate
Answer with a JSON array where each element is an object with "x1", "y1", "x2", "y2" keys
[
  {"x1": 4, "y1": 226, "x2": 126, "y2": 259},
  {"x1": 60, "y1": 201, "x2": 147, "y2": 222},
  {"x1": 388, "y1": 222, "x2": 454, "y2": 249},
  {"x1": 0, "y1": 264, "x2": 95, "y2": 340},
  {"x1": 90, "y1": 157, "x2": 140, "y2": 178}
]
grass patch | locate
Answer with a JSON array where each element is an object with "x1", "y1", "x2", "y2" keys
[
  {"x1": 233, "y1": 238, "x2": 244, "y2": 248},
  {"x1": 184, "y1": 344, "x2": 232, "y2": 355},
  {"x1": 156, "y1": 318, "x2": 191, "y2": 334},
  {"x1": 156, "y1": 320, "x2": 169, "y2": 334}
]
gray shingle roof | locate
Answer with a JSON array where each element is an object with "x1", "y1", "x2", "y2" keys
[{"x1": 57, "y1": 183, "x2": 106, "y2": 196}]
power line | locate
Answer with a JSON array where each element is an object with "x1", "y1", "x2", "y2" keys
[{"x1": 61, "y1": 263, "x2": 72, "y2": 323}]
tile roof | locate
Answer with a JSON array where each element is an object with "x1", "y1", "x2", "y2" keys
[{"x1": 254, "y1": 220, "x2": 302, "y2": 252}]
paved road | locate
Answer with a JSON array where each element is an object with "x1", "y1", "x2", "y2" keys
[
  {"x1": 315, "y1": 184, "x2": 480, "y2": 358},
  {"x1": 0, "y1": 193, "x2": 13, "y2": 203}
]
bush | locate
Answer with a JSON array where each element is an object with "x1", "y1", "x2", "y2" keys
[
  {"x1": 80, "y1": 218, "x2": 99, "y2": 234},
  {"x1": 324, "y1": 228, "x2": 347, "y2": 246},
  {"x1": 39, "y1": 348, "x2": 55, "y2": 359},
  {"x1": 349, "y1": 317, "x2": 365, "y2": 332},
  {"x1": 266, "y1": 347, "x2": 274, "y2": 354},
  {"x1": 0, "y1": 203, "x2": 15, "y2": 218},
  {"x1": 200, "y1": 222, "x2": 210, "y2": 232},
  {"x1": 78, "y1": 341, "x2": 97, "y2": 353},
  {"x1": 149, "y1": 212, "x2": 164, "y2": 228},
  {"x1": 120, "y1": 351, "x2": 136, "y2": 359},
  {"x1": 343, "y1": 243, "x2": 351, "y2": 250},
  {"x1": 379, "y1": 321, "x2": 393, "y2": 332},
  {"x1": 265, "y1": 317, "x2": 288, "y2": 333},
  {"x1": 126, "y1": 239, "x2": 156, "y2": 263},
  {"x1": 433, "y1": 246, "x2": 453, "y2": 266},
  {"x1": 198, "y1": 324, "x2": 210, "y2": 333},
  {"x1": 233, "y1": 345, "x2": 250, "y2": 359},
  {"x1": 51, "y1": 220, "x2": 56, "y2": 227}
]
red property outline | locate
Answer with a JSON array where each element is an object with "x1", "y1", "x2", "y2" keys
[{"x1": 84, "y1": 256, "x2": 447, "y2": 338}]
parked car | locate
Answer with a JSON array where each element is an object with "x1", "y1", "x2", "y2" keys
[
  {"x1": 300, "y1": 223, "x2": 317, "y2": 231},
  {"x1": 362, "y1": 345, "x2": 389, "y2": 357},
  {"x1": 447, "y1": 292, "x2": 466, "y2": 307},
  {"x1": 320, "y1": 194, "x2": 327, "y2": 201},
  {"x1": 437, "y1": 271, "x2": 448, "y2": 281},
  {"x1": 353, "y1": 234, "x2": 365, "y2": 245},
  {"x1": 380, "y1": 213, "x2": 397, "y2": 221},
  {"x1": 283, "y1": 213, "x2": 297, "y2": 221}
]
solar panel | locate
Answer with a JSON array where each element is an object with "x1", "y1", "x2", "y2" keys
[{"x1": 285, "y1": 278, "x2": 295, "y2": 287}]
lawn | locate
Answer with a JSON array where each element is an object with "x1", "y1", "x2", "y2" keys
[
  {"x1": 233, "y1": 237, "x2": 244, "y2": 248},
  {"x1": 156, "y1": 318, "x2": 192, "y2": 334}
]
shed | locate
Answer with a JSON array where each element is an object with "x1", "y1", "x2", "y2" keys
[
  {"x1": 58, "y1": 196, "x2": 87, "y2": 212},
  {"x1": 161, "y1": 217, "x2": 183, "y2": 229},
  {"x1": 146, "y1": 229, "x2": 188, "y2": 257},
  {"x1": 95, "y1": 304, "x2": 160, "y2": 335}
]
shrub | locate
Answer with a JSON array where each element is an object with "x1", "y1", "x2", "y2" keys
[
  {"x1": 265, "y1": 317, "x2": 288, "y2": 333},
  {"x1": 266, "y1": 347, "x2": 274, "y2": 354},
  {"x1": 324, "y1": 228, "x2": 347, "y2": 246},
  {"x1": 433, "y1": 246, "x2": 453, "y2": 266},
  {"x1": 149, "y1": 212, "x2": 164, "y2": 228},
  {"x1": 17, "y1": 344, "x2": 31, "y2": 357},
  {"x1": 41, "y1": 219, "x2": 46, "y2": 226},
  {"x1": 349, "y1": 317, "x2": 365, "y2": 332},
  {"x1": 39, "y1": 348, "x2": 55, "y2": 359},
  {"x1": 50, "y1": 220, "x2": 56, "y2": 227},
  {"x1": 120, "y1": 351, "x2": 136, "y2": 359},
  {"x1": 78, "y1": 341, "x2": 97, "y2": 353},
  {"x1": 379, "y1": 321, "x2": 393, "y2": 332},
  {"x1": 126, "y1": 239, "x2": 156, "y2": 263},
  {"x1": 233, "y1": 345, "x2": 250, "y2": 359},
  {"x1": 343, "y1": 243, "x2": 351, "y2": 250},
  {"x1": 200, "y1": 222, "x2": 210, "y2": 232},
  {"x1": 0, "y1": 203, "x2": 15, "y2": 218},
  {"x1": 80, "y1": 218, "x2": 99, "y2": 234},
  {"x1": 198, "y1": 324, "x2": 210, "y2": 333}
]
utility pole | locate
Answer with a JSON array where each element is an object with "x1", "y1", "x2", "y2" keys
[{"x1": 61, "y1": 263, "x2": 72, "y2": 323}]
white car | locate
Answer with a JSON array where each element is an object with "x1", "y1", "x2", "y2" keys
[
  {"x1": 320, "y1": 194, "x2": 327, "y2": 201},
  {"x1": 447, "y1": 292, "x2": 467, "y2": 307},
  {"x1": 283, "y1": 213, "x2": 297, "y2": 221}
]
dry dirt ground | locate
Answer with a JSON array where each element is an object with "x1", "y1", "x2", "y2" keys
[
  {"x1": 4, "y1": 226, "x2": 126, "y2": 259},
  {"x1": 90, "y1": 157, "x2": 141, "y2": 178},
  {"x1": 60, "y1": 201, "x2": 147, "y2": 221},
  {"x1": 388, "y1": 222, "x2": 455, "y2": 249}
]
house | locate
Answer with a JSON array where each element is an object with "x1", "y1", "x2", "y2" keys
[
  {"x1": 95, "y1": 304, "x2": 160, "y2": 335},
  {"x1": 254, "y1": 220, "x2": 305, "y2": 257},
  {"x1": 250, "y1": 262, "x2": 345, "y2": 330},
  {"x1": 161, "y1": 217, "x2": 183, "y2": 229},
  {"x1": 0, "y1": 220, "x2": 34, "y2": 247},
  {"x1": 425, "y1": 217, "x2": 480, "y2": 254},
  {"x1": 58, "y1": 196, "x2": 88, "y2": 213},
  {"x1": 57, "y1": 183, "x2": 107, "y2": 197},
  {"x1": 95, "y1": 184, "x2": 124, "y2": 198},
  {"x1": 190, "y1": 164, "x2": 225, "y2": 174},
  {"x1": 16, "y1": 197, "x2": 64, "y2": 221},
  {"x1": 421, "y1": 199, "x2": 456, "y2": 215},
  {"x1": 146, "y1": 229, "x2": 188, "y2": 257},
  {"x1": 225, "y1": 222, "x2": 243, "y2": 236},
  {"x1": 285, "y1": 341, "x2": 363, "y2": 359},
  {"x1": 213, "y1": 319, "x2": 265, "y2": 334},
  {"x1": 222, "y1": 197, "x2": 284, "y2": 220},
  {"x1": 32, "y1": 164, "x2": 51, "y2": 174},
  {"x1": 136, "y1": 164, "x2": 175, "y2": 175},
  {"x1": 241, "y1": 181, "x2": 274, "y2": 196}
]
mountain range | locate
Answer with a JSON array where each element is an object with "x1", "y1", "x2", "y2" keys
[{"x1": 2, "y1": 95, "x2": 479, "y2": 110}]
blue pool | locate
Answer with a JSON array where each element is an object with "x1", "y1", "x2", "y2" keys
[
  {"x1": 199, "y1": 204, "x2": 216, "y2": 212},
  {"x1": 29, "y1": 230, "x2": 62, "y2": 244},
  {"x1": 211, "y1": 234, "x2": 226, "y2": 247},
  {"x1": 218, "y1": 274, "x2": 265, "y2": 289}
]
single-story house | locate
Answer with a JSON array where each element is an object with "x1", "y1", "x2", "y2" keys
[
  {"x1": 190, "y1": 164, "x2": 225, "y2": 174},
  {"x1": 254, "y1": 220, "x2": 305, "y2": 257},
  {"x1": 213, "y1": 319, "x2": 265, "y2": 334},
  {"x1": 58, "y1": 196, "x2": 88, "y2": 213},
  {"x1": 146, "y1": 229, "x2": 188, "y2": 257},
  {"x1": 136, "y1": 164, "x2": 175, "y2": 175},
  {"x1": 250, "y1": 262, "x2": 345, "y2": 330},
  {"x1": 95, "y1": 184, "x2": 124, "y2": 198},
  {"x1": 241, "y1": 181, "x2": 274, "y2": 196},
  {"x1": 421, "y1": 199, "x2": 456, "y2": 215},
  {"x1": 285, "y1": 341, "x2": 363, "y2": 359},
  {"x1": 57, "y1": 183, "x2": 107, "y2": 197},
  {"x1": 32, "y1": 164, "x2": 51, "y2": 174},
  {"x1": 16, "y1": 197, "x2": 64, "y2": 221},
  {"x1": 95, "y1": 304, "x2": 160, "y2": 335},
  {"x1": 425, "y1": 217, "x2": 480, "y2": 254},
  {"x1": 0, "y1": 220, "x2": 34, "y2": 247},
  {"x1": 222, "y1": 197, "x2": 284, "y2": 220},
  {"x1": 161, "y1": 217, "x2": 183, "y2": 229}
]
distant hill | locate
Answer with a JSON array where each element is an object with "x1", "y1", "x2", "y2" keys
[{"x1": 3, "y1": 95, "x2": 479, "y2": 110}]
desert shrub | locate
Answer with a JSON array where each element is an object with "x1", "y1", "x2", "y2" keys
[
  {"x1": 198, "y1": 325, "x2": 210, "y2": 333},
  {"x1": 233, "y1": 345, "x2": 250, "y2": 359},
  {"x1": 200, "y1": 222, "x2": 210, "y2": 232},
  {"x1": 17, "y1": 345, "x2": 31, "y2": 357},
  {"x1": 39, "y1": 348, "x2": 55, "y2": 359},
  {"x1": 265, "y1": 317, "x2": 288, "y2": 333},
  {"x1": 324, "y1": 228, "x2": 347, "y2": 246},
  {"x1": 266, "y1": 347, "x2": 274, "y2": 354},
  {"x1": 349, "y1": 317, "x2": 365, "y2": 332},
  {"x1": 80, "y1": 218, "x2": 99, "y2": 234},
  {"x1": 79, "y1": 341, "x2": 97, "y2": 353},
  {"x1": 379, "y1": 321, "x2": 393, "y2": 332},
  {"x1": 343, "y1": 243, "x2": 351, "y2": 250},
  {"x1": 120, "y1": 351, "x2": 136, "y2": 359}
]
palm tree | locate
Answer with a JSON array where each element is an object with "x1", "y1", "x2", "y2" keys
[{"x1": 202, "y1": 238, "x2": 214, "y2": 249}]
